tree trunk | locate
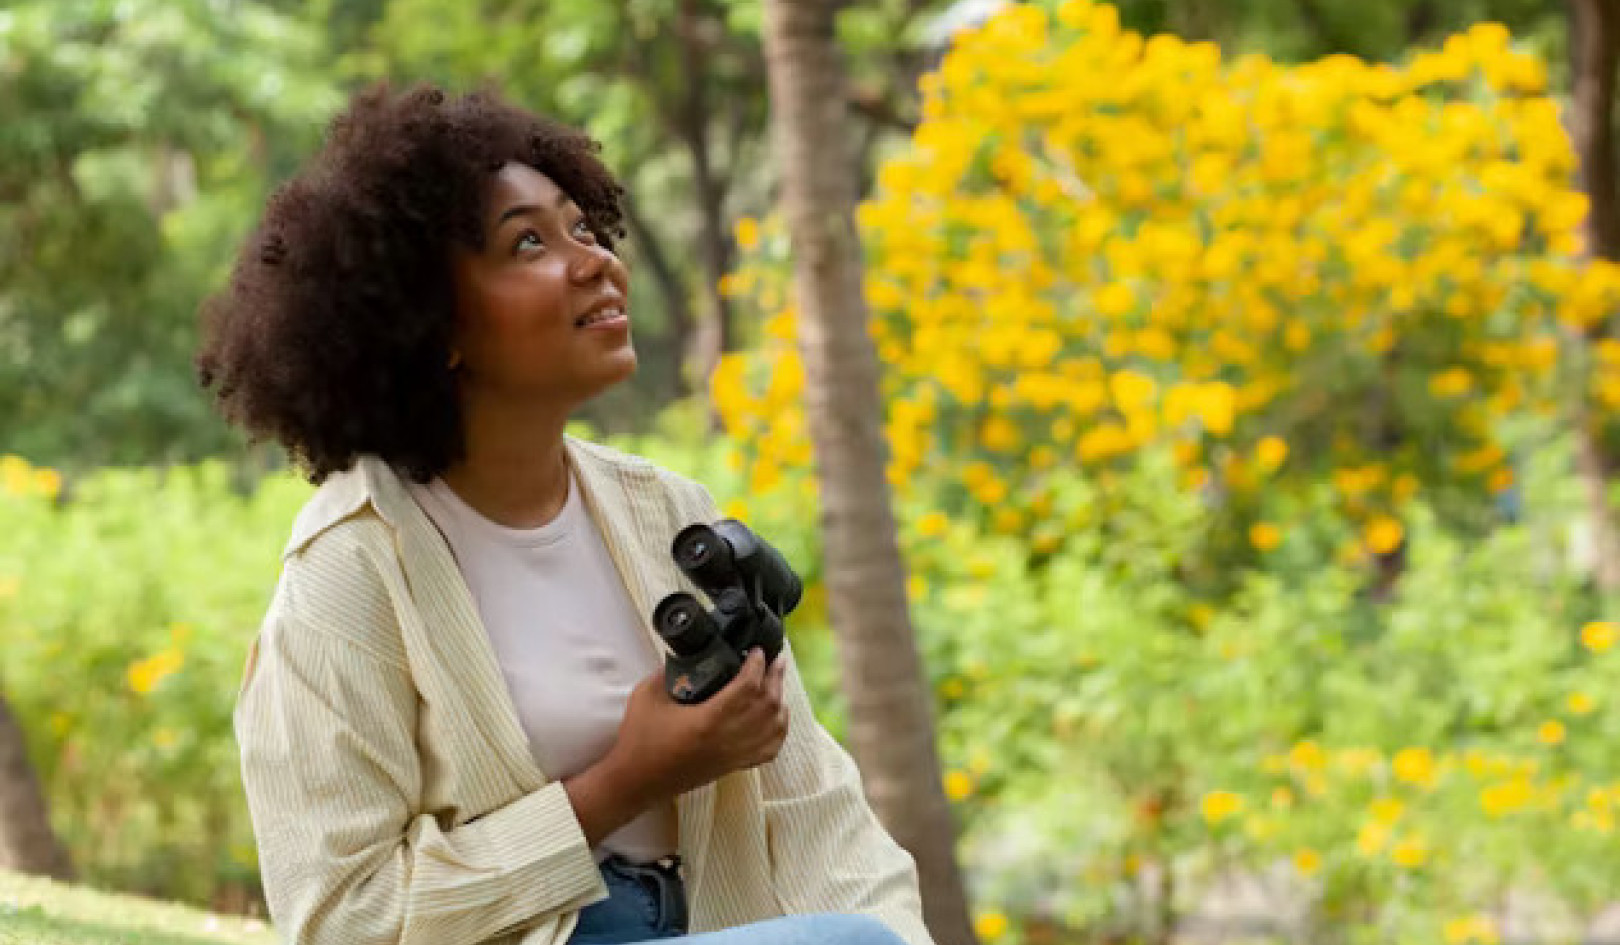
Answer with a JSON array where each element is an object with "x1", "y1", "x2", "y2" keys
[
  {"x1": 758, "y1": 3, "x2": 977, "y2": 945},
  {"x1": 675, "y1": 0, "x2": 737, "y2": 390},
  {"x1": 1569, "y1": 0, "x2": 1620, "y2": 592},
  {"x1": 0, "y1": 689, "x2": 74, "y2": 881}
]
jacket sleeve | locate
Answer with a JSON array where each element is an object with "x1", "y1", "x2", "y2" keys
[
  {"x1": 235, "y1": 549, "x2": 605, "y2": 945},
  {"x1": 670, "y1": 474, "x2": 936, "y2": 945}
]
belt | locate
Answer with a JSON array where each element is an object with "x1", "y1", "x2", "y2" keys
[{"x1": 601, "y1": 853, "x2": 688, "y2": 935}]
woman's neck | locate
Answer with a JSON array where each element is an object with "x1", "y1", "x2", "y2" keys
[{"x1": 439, "y1": 396, "x2": 574, "y2": 530}]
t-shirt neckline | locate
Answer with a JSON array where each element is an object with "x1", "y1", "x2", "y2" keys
[{"x1": 426, "y1": 470, "x2": 581, "y2": 550}]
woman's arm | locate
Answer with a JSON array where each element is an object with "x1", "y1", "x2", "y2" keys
[{"x1": 236, "y1": 551, "x2": 606, "y2": 945}]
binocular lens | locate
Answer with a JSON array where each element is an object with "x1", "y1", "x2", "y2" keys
[
  {"x1": 675, "y1": 528, "x2": 717, "y2": 569},
  {"x1": 653, "y1": 592, "x2": 715, "y2": 657}
]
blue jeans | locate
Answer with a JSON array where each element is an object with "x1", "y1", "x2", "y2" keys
[{"x1": 567, "y1": 855, "x2": 907, "y2": 945}]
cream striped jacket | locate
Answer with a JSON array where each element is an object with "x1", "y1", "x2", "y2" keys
[{"x1": 235, "y1": 435, "x2": 934, "y2": 945}]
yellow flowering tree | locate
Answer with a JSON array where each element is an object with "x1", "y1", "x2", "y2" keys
[
  {"x1": 715, "y1": 2, "x2": 1610, "y2": 592},
  {"x1": 711, "y1": 3, "x2": 1620, "y2": 940}
]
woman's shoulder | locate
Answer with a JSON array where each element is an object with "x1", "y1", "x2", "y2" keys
[
  {"x1": 280, "y1": 457, "x2": 392, "y2": 559},
  {"x1": 566, "y1": 435, "x2": 719, "y2": 514},
  {"x1": 271, "y1": 468, "x2": 408, "y2": 665}
]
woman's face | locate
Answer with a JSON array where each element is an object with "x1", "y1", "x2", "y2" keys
[{"x1": 449, "y1": 162, "x2": 635, "y2": 406}]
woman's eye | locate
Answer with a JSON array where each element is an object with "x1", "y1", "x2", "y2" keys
[
  {"x1": 572, "y1": 218, "x2": 595, "y2": 242},
  {"x1": 515, "y1": 230, "x2": 543, "y2": 253}
]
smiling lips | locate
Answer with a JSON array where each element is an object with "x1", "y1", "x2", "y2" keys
[{"x1": 576, "y1": 303, "x2": 627, "y2": 328}]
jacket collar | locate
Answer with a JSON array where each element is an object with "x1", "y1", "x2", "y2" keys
[{"x1": 281, "y1": 435, "x2": 654, "y2": 560}]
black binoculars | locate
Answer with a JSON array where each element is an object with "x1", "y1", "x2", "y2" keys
[{"x1": 652, "y1": 519, "x2": 803, "y2": 704}]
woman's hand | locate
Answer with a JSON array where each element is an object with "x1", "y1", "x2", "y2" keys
[
  {"x1": 564, "y1": 649, "x2": 789, "y2": 847},
  {"x1": 612, "y1": 648, "x2": 790, "y2": 801}
]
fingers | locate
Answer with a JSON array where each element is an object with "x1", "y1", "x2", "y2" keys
[
  {"x1": 728, "y1": 648, "x2": 768, "y2": 694},
  {"x1": 708, "y1": 649, "x2": 767, "y2": 715},
  {"x1": 756, "y1": 700, "x2": 791, "y2": 765},
  {"x1": 634, "y1": 669, "x2": 672, "y2": 706},
  {"x1": 766, "y1": 656, "x2": 787, "y2": 702}
]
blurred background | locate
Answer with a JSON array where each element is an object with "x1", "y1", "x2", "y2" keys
[{"x1": 4, "y1": 0, "x2": 1620, "y2": 943}]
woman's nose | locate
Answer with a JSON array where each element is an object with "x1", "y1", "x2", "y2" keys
[{"x1": 569, "y1": 241, "x2": 616, "y2": 283}]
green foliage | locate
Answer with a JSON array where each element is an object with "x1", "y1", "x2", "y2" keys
[
  {"x1": 0, "y1": 459, "x2": 310, "y2": 906},
  {"x1": 0, "y1": 868, "x2": 274, "y2": 945},
  {"x1": 0, "y1": 0, "x2": 341, "y2": 469},
  {"x1": 888, "y1": 441, "x2": 1613, "y2": 942}
]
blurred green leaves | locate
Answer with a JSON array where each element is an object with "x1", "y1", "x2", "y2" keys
[{"x1": 0, "y1": 0, "x2": 339, "y2": 469}]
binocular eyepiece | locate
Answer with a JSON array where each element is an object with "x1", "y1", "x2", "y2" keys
[{"x1": 652, "y1": 520, "x2": 802, "y2": 703}]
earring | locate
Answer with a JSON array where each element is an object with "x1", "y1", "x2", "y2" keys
[{"x1": 447, "y1": 350, "x2": 462, "y2": 370}]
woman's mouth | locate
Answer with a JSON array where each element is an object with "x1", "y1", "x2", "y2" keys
[{"x1": 576, "y1": 306, "x2": 627, "y2": 329}]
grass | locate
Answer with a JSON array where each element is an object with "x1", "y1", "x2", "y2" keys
[{"x1": 0, "y1": 870, "x2": 275, "y2": 945}]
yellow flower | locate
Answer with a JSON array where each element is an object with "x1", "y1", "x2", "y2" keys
[
  {"x1": 1200, "y1": 790, "x2": 1245, "y2": 825},
  {"x1": 1444, "y1": 915, "x2": 1502, "y2": 945},
  {"x1": 1289, "y1": 740, "x2": 1327, "y2": 770},
  {"x1": 0, "y1": 455, "x2": 32, "y2": 496},
  {"x1": 1076, "y1": 422, "x2": 1135, "y2": 462},
  {"x1": 1480, "y1": 779, "x2": 1533, "y2": 817},
  {"x1": 973, "y1": 910, "x2": 1009, "y2": 941},
  {"x1": 1254, "y1": 436, "x2": 1288, "y2": 471},
  {"x1": 1429, "y1": 367, "x2": 1474, "y2": 397},
  {"x1": 1355, "y1": 821, "x2": 1390, "y2": 856},
  {"x1": 992, "y1": 506, "x2": 1024, "y2": 534},
  {"x1": 944, "y1": 771, "x2": 976, "y2": 801},
  {"x1": 1249, "y1": 522, "x2": 1282, "y2": 552},
  {"x1": 32, "y1": 468, "x2": 62, "y2": 500},
  {"x1": 1109, "y1": 370, "x2": 1158, "y2": 411},
  {"x1": 1393, "y1": 747, "x2": 1438, "y2": 788},
  {"x1": 734, "y1": 216, "x2": 761, "y2": 251},
  {"x1": 1293, "y1": 848, "x2": 1321, "y2": 875},
  {"x1": 1243, "y1": 814, "x2": 1278, "y2": 841},
  {"x1": 980, "y1": 416, "x2": 1023, "y2": 453},
  {"x1": 1567, "y1": 691, "x2": 1597, "y2": 715},
  {"x1": 1390, "y1": 836, "x2": 1428, "y2": 868},
  {"x1": 127, "y1": 649, "x2": 185, "y2": 696},
  {"x1": 916, "y1": 511, "x2": 950, "y2": 538},
  {"x1": 1363, "y1": 515, "x2": 1404, "y2": 555},
  {"x1": 1538, "y1": 720, "x2": 1566, "y2": 745},
  {"x1": 1369, "y1": 797, "x2": 1404, "y2": 825},
  {"x1": 1582, "y1": 621, "x2": 1617, "y2": 653},
  {"x1": 1094, "y1": 283, "x2": 1136, "y2": 318}
]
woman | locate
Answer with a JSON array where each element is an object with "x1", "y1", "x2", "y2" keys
[{"x1": 197, "y1": 81, "x2": 932, "y2": 945}]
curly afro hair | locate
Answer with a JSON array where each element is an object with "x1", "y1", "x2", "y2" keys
[{"x1": 196, "y1": 81, "x2": 626, "y2": 484}]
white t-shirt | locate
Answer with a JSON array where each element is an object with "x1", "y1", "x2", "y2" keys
[{"x1": 406, "y1": 470, "x2": 678, "y2": 863}]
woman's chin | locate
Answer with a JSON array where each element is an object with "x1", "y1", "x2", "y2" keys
[{"x1": 584, "y1": 347, "x2": 640, "y2": 397}]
